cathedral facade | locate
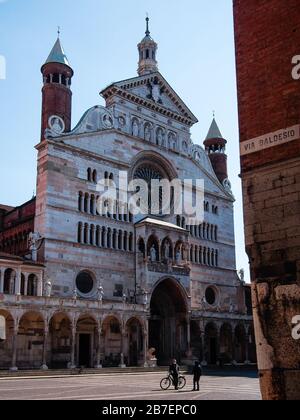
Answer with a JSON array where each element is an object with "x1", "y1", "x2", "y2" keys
[{"x1": 0, "y1": 20, "x2": 255, "y2": 370}]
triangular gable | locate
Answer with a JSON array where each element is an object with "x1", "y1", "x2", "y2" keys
[{"x1": 101, "y1": 72, "x2": 198, "y2": 125}]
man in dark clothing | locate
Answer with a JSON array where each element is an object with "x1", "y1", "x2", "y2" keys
[
  {"x1": 193, "y1": 361, "x2": 203, "y2": 391},
  {"x1": 169, "y1": 359, "x2": 180, "y2": 390}
]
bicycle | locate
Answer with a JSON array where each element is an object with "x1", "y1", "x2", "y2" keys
[{"x1": 160, "y1": 374, "x2": 186, "y2": 391}]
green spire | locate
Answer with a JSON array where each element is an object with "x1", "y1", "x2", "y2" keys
[
  {"x1": 45, "y1": 37, "x2": 70, "y2": 67},
  {"x1": 205, "y1": 118, "x2": 223, "y2": 140}
]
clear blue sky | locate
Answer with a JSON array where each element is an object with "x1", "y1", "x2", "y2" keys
[{"x1": 0, "y1": 0, "x2": 249, "y2": 281}]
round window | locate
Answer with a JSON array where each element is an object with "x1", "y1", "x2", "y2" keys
[
  {"x1": 205, "y1": 287, "x2": 217, "y2": 306},
  {"x1": 76, "y1": 271, "x2": 94, "y2": 295}
]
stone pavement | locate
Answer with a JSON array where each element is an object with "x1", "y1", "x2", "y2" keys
[{"x1": 0, "y1": 371, "x2": 261, "y2": 401}]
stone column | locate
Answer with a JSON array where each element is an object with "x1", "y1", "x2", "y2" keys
[
  {"x1": 232, "y1": 329, "x2": 237, "y2": 365},
  {"x1": 201, "y1": 323, "x2": 208, "y2": 366},
  {"x1": 0, "y1": 268, "x2": 5, "y2": 294},
  {"x1": 95, "y1": 324, "x2": 102, "y2": 369},
  {"x1": 143, "y1": 333, "x2": 148, "y2": 367},
  {"x1": 24, "y1": 273, "x2": 29, "y2": 296},
  {"x1": 37, "y1": 274, "x2": 43, "y2": 297},
  {"x1": 10, "y1": 319, "x2": 19, "y2": 372},
  {"x1": 93, "y1": 226, "x2": 97, "y2": 246},
  {"x1": 41, "y1": 324, "x2": 49, "y2": 370},
  {"x1": 15, "y1": 269, "x2": 21, "y2": 296},
  {"x1": 87, "y1": 195, "x2": 91, "y2": 215},
  {"x1": 119, "y1": 329, "x2": 127, "y2": 368},
  {"x1": 186, "y1": 317, "x2": 192, "y2": 358},
  {"x1": 244, "y1": 330, "x2": 250, "y2": 365},
  {"x1": 69, "y1": 321, "x2": 77, "y2": 369}
]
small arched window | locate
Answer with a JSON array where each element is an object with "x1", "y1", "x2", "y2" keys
[
  {"x1": 92, "y1": 170, "x2": 97, "y2": 183},
  {"x1": 27, "y1": 274, "x2": 38, "y2": 297},
  {"x1": 52, "y1": 73, "x2": 60, "y2": 84},
  {"x1": 84, "y1": 193, "x2": 89, "y2": 213},
  {"x1": 87, "y1": 168, "x2": 92, "y2": 182},
  {"x1": 129, "y1": 233, "x2": 134, "y2": 252},
  {"x1": 78, "y1": 222, "x2": 83, "y2": 243},
  {"x1": 84, "y1": 224, "x2": 89, "y2": 244}
]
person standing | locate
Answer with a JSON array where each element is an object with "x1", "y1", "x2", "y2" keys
[
  {"x1": 193, "y1": 361, "x2": 203, "y2": 391},
  {"x1": 169, "y1": 359, "x2": 180, "y2": 390}
]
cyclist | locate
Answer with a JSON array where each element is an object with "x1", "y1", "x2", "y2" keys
[{"x1": 169, "y1": 359, "x2": 180, "y2": 390}]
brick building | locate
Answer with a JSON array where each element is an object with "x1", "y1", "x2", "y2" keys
[
  {"x1": 0, "y1": 19, "x2": 255, "y2": 371},
  {"x1": 234, "y1": 0, "x2": 300, "y2": 400}
]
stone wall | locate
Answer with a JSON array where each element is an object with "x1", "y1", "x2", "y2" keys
[{"x1": 234, "y1": 0, "x2": 300, "y2": 400}]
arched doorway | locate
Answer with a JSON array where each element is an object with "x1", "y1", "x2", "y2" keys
[
  {"x1": 248, "y1": 326, "x2": 257, "y2": 364},
  {"x1": 149, "y1": 278, "x2": 188, "y2": 366},
  {"x1": 49, "y1": 313, "x2": 72, "y2": 369},
  {"x1": 102, "y1": 316, "x2": 122, "y2": 367},
  {"x1": 205, "y1": 323, "x2": 218, "y2": 365},
  {"x1": 220, "y1": 323, "x2": 233, "y2": 364},
  {"x1": 3, "y1": 269, "x2": 16, "y2": 295},
  {"x1": 190, "y1": 321, "x2": 203, "y2": 361},
  {"x1": 76, "y1": 314, "x2": 97, "y2": 368},
  {"x1": 18, "y1": 311, "x2": 45, "y2": 369},
  {"x1": 0, "y1": 310, "x2": 14, "y2": 369},
  {"x1": 234, "y1": 324, "x2": 247, "y2": 363},
  {"x1": 126, "y1": 318, "x2": 143, "y2": 367}
]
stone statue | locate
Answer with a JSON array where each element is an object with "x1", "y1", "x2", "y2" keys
[
  {"x1": 238, "y1": 269, "x2": 245, "y2": 283},
  {"x1": 157, "y1": 129, "x2": 163, "y2": 145},
  {"x1": 144, "y1": 125, "x2": 151, "y2": 141},
  {"x1": 52, "y1": 117, "x2": 63, "y2": 133},
  {"x1": 103, "y1": 114, "x2": 113, "y2": 128},
  {"x1": 73, "y1": 288, "x2": 78, "y2": 300},
  {"x1": 176, "y1": 248, "x2": 182, "y2": 264},
  {"x1": 164, "y1": 242, "x2": 170, "y2": 259},
  {"x1": 142, "y1": 291, "x2": 148, "y2": 306},
  {"x1": 28, "y1": 232, "x2": 41, "y2": 262},
  {"x1": 45, "y1": 280, "x2": 52, "y2": 298},
  {"x1": 98, "y1": 285, "x2": 104, "y2": 302},
  {"x1": 150, "y1": 245, "x2": 157, "y2": 263},
  {"x1": 132, "y1": 120, "x2": 139, "y2": 137},
  {"x1": 147, "y1": 348, "x2": 157, "y2": 367}
]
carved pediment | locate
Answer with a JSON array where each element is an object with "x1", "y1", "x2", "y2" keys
[{"x1": 101, "y1": 72, "x2": 198, "y2": 126}]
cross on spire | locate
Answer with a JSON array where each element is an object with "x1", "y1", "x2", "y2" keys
[
  {"x1": 57, "y1": 26, "x2": 61, "y2": 38},
  {"x1": 145, "y1": 14, "x2": 150, "y2": 36}
]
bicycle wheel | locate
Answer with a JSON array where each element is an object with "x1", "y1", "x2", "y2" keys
[
  {"x1": 178, "y1": 376, "x2": 186, "y2": 390},
  {"x1": 160, "y1": 377, "x2": 172, "y2": 390}
]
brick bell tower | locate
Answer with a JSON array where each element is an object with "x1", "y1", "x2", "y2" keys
[
  {"x1": 40, "y1": 34, "x2": 73, "y2": 141},
  {"x1": 203, "y1": 118, "x2": 228, "y2": 184}
]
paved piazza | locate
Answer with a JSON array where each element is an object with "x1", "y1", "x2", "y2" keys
[{"x1": 0, "y1": 371, "x2": 261, "y2": 401}]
